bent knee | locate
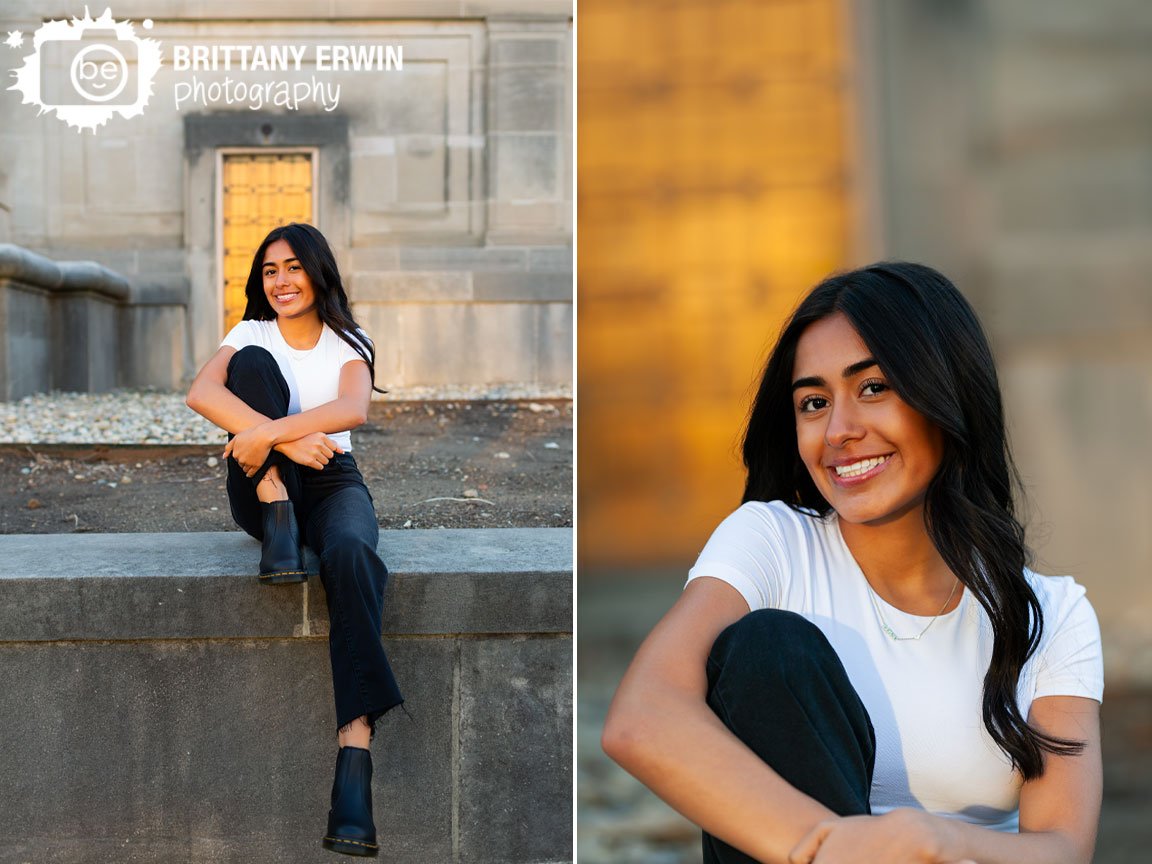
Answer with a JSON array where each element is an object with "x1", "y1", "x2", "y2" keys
[
  {"x1": 709, "y1": 609, "x2": 836, "y2": 682},
  {"x1": 227, "y1": 345, "x2": 277, "y2": 376}
]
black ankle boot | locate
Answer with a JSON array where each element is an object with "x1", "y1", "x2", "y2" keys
[
  {"x1": 322, "y1": 746, "x2": 379, "y2": 857},
  {"x1": 258, "y1": 500, "x2": 306, "y2": 584}
]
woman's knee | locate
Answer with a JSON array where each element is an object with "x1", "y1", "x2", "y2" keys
[
  {"x1": 226, "y1": 345, "x2": 278, "y2": 380},
  {"x1": 708, "y1": 609, "x2": 837, "y2": 690}
]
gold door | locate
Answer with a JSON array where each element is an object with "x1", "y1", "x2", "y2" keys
[
  {"x1": 221, "y1": 152, "x2": 314, "y2": 333},
  {"x1": 579, "y1": 0, "x2": 857, "y2": 566}
]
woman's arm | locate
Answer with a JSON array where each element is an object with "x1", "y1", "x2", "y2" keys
[
  {"x1": 185, "y1": 346, "x2": 270, "y2": 434},
  {"x1": 602, "y1": 576, "x2": 835, "y2": 864},
  {"x1": 186, "y1": 349, "x2": 371, "y2": 473},
  {"x1": 790, "y1": 696, "x2": 1101, "y2": 864}
]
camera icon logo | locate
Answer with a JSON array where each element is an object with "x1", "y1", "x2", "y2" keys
[{"x1": 8, "y1": 7, "x2": 162, "y2": 132}]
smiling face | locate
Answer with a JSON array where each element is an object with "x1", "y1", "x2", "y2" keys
[
  {"x1": 262, "y1": 239, "x2": 317, "y2": 319},
  {"x1": 791, "y1": 312, "x2": 945, "y2": 526}
]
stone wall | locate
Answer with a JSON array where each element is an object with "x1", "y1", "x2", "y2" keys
[
  {"x1": 0, "y1": 528, "x2": 573, "y2": 864},
  {"x1": 0, "y1": 1, "x2": 572, "y2": 394},
  {"x1": 869, "y1": 0, "x2": 1152, "y2": 684}
]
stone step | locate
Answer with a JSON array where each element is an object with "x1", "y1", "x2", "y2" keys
[{"x1": 0, "y1": 528, "x2": 573, "y2": 864}]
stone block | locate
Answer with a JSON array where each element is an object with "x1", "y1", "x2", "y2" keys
[
  {"x1": 309, "y1": 570, "x2": 572, "y2": 636},
  {"x1": 398, "y1": 246, "x2": 529, "y2": 272},
  {"x1": 463, "y1": 0, "x2": 572, "y2": 16},
  {"x1": 356, "y1": 302, "x2": 539, "y2": 386},
  {"x1": 1001, "y1": 356, "x2": 1152, "y2": 687},
  {"x1": 0, "y1": 639, "x2": 455, "y2": 863},
  {"x1": 491, "y1": 66, "x2": 566, "y2": 133},
  {"x1": 350, "y1": 144, "x2": 400, "y2": 211},
  {"x1": 984, "y1": 236, "x2": 1152, "y2": 340},
  {"x1": 491, "y1": 133, "x2": 563, "y2": 200},
  {"x1": 488, "y1": 200, "x2": 569, "y2": 236},
  {"x1": 458, "y1": 636, "x2": 573, "y2": 862},
  {"x1": 0, "y1": 527, "x2": 572, "y2": 861},
  {"x1": 351, "y1": 271, "x2": 473, "y2": 303},
  {"x1": 473, "y1": 271, "x2": 570, "y2": 302},
  {"x1": 121, "y1": 303, "x2": 187, "y2": 389},
  {"x1": 994, "y1": 147, "x2": 1152, "y2": 234},
  {"x1": 52, "y1": 293, "x2": 119, "y2": 393},
  {"x1": 0, "y1": 283, "x2": 51, "y2": 400},
  {"x1": 0, "y1": 529, "x2": 572, "y2": 640},
  {"x1": 396, "y1": 135, "x2": 449, "y2": 210},
  {"x1": 984, "y1": 0, "x2": 1152, "y2": 38},
  {"x1": 529, "y1": 246, "x2": 573, "y2": 272},
  {"x1": 492, "y1": 37, "x2": 564, "y2": 66},
  {"x1": 354, "y1": 62, "x2": 453, "y2": 137},
  {"x1": 536, "y1": 301, "x2": 573, "y2": 385},
  {"x1": 346, "y1": 246, "x2": 402, "y2": 272}
]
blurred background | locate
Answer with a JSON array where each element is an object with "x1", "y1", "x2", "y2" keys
[{"x1": 577, "y1": 1, "x2": 1152, "y2": 861}]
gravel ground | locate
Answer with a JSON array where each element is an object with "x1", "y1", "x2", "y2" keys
[
  {"x1": 0, "y1": 385, "x2": 571, "y2": 445},
  {"x1": 0, "y1": 391, "x2": 571, "y2": 533}
]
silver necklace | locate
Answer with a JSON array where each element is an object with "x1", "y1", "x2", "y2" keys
[{"x1": 867, "y1": 578, "x2": 959, "y2": 641}]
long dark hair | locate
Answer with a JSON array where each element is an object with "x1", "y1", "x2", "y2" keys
[
  {"x1": 242, "y1": 222, "x2": 385, "y2": 394},
  {"x1": 743, "y1": 261, "x2": 1082, "y2": 780}
]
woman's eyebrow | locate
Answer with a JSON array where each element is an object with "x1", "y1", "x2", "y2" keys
[
  {"x1": 791, "y1": 358, "x2": 878, "y2": 391},
  {"x1": 262, "y1": 256, "x2": 300, "y2": 267}
]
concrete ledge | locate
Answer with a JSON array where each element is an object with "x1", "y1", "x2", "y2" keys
[
  {"x1": 0, "y1": 528, "x2": 573, "y2": 864},
  {"x1": 0, "y1": 528, "x2": 572, "y2": 641},
  {"x1": 0, "y1": 243, "x2": 130, "y2": 302}
]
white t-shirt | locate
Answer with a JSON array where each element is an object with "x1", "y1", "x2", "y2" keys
[
  {"x1": 687, "y1": 500, "x2": 1104, "y2": 832},
  {"x1": 221, "y1": 319, "x2": 372, "y2": 453}
]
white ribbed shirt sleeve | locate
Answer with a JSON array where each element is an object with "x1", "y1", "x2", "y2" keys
[
  {"x1": 1031, "y1": 576, "x2": 1104, "y2": 702},
  {"x1": 686, "y1": 503, "x2": 788, "y2": 611},
  {"x1": 337, "y1": 328, "x2": 372, "y2": 368},
  {"x1": 220, "y1": 320, "x2": 253, "y2": 351}
]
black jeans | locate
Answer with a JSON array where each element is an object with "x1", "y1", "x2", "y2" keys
[
  {"x1": 702, "y1": 609, "x2": 876, "y2": 864},
  {"x1": 224, "y1": 345, "x2": 404, "y2": 735}
]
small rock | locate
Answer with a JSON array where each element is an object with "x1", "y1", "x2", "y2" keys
[
  {"x1": 120, "y1": 476, "x2": 132, "y2": 484},
  {"x1": 27, "y1": 498, "x2": 41, "y2": 510},
  {"x1": 107, "y1": 482, "x2": 117, "y2": 489},
  {"x1": 206, "y1": 456, "x2": 219, "y2": 468},
  {"x1": 462, "y1": 489, "x2": 478, "y2": 499},
  {"x1": 20, "y1": 467, "x2": 30, "y2": 475},
  {"x1": 210, "y1": 506, "x2": 218, "y2": 512},
  {"x1": 495, "y1": 452, "x2": 510, "y2": 459},
  {"x1": 74, "y1": 474, "x2": 85, "y2": 481},
  {"x1": 403, "y1": 519, "x2": 412, "y2": 528},
  {"x1": 544, "y1": 442, "x2": 560, "y2": 449}
]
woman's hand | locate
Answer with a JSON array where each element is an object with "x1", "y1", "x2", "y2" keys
[
  {"x1": 277, "y1": 432, "x2": 344, "y2": 470},
  {"x1": 223, "y1": 424, "x2": 275, "y2": 477},
  {"x1": 789, "y1": 810, "x2": 975, "y2": 864}
]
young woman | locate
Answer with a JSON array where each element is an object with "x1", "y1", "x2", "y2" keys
[
  {"x1": 602, "y1": 262, "x2": 1103, "y2": 864},
  {"x1": 186, "y1": 222, "x2": 400, "y2": 858}
]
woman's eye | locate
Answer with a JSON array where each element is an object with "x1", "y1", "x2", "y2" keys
[
  {"x1": 861, "y1": 379, "x2": 888, "y2": 397},
  {"x1": 798, "y1": 395, "x2": 829, "y2": 413},
  {"x1": 263, "y1": 270, "x2": 275, "y2": 278}
]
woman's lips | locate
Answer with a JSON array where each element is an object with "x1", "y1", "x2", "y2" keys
[
  {"x1": 274, "y1": 292, "x2": 300, "y2": 304},
  {"x1": 827, "y1": 453, "x2": 893, "y2": 488}
]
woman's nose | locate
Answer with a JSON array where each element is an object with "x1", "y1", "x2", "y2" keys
[{"x1": 824, "y1": 402, "x2": 865, "y2": 447}]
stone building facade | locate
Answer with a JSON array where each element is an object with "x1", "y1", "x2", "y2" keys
[
  {"x1": 579, "y1": 0, "x2": 1152, "y2": 685},
  {"x1": 0, "y1": 1, "x2": 572, "y2": 399}
]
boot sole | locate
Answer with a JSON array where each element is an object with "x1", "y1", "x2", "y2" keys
[
  {"x1": 322, "y1": 836, "x2": 379, "y2": 857},
  {"x1": 259, "y1": 569, "x2": 308, "y2": 585}
]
